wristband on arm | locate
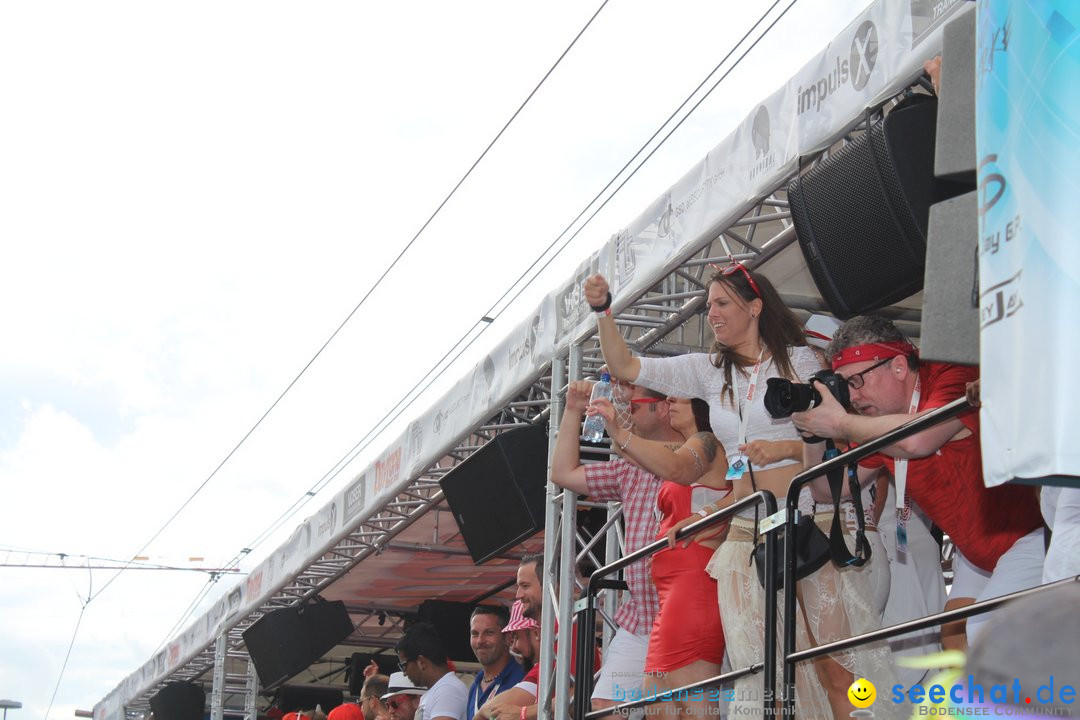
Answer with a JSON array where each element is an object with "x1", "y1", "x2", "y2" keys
[{"x1": 590, "y1": 291, "x2": 612, "y2": 315}]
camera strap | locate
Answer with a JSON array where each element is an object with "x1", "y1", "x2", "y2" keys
[
  {"x1": 824, "y1": 440, "x2": 872, "y2": 567},
  {"x1": 893, "y1": 373, "x2": 921, "y2": 553}
]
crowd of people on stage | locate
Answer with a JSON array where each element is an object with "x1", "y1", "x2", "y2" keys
[{"x1": 288, "y1": 260, "x2": 1076, "y2": 720}]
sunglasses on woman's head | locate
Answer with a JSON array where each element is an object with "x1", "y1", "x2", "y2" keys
[{"x1": 710, "y1": 261, "x2": 762, "y2": 299}]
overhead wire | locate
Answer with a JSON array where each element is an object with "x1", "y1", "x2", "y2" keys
[
  {"x1": 153, "y1": 0, "x2": 800, "y2": 646},
  {"x1": 150, "y1": 0, "x2": 800, "y2": 659},
  {"x1": 87, "y1": 0, "x2": 611, "y2": 608}
]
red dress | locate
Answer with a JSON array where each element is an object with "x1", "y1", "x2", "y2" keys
[{"x1": 644, "y1": 482, "x2": 727, "y2": 673}]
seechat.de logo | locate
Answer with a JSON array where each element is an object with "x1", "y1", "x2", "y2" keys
[{"x1": 849, "y1": 678, "x2": 877, "y2": 717}]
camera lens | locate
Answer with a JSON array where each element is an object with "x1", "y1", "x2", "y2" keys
[{"x1": 764, "y1": 378, "x2": 821, "y2": 418}]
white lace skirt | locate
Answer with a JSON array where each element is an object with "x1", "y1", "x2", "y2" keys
[{"x1": 705, "y1": 514, "x2": 903, "y2": 719}]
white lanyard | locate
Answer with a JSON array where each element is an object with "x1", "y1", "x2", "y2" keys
[
  {"x1": 474, "y1": 676, "x2": 503, "y2": 716},
  {"x1": 893, "y1": 374, "x2": 922, "y2": 511},
  {"x1": 730, "y1": 349, "x2": 765, "y2": 448}
]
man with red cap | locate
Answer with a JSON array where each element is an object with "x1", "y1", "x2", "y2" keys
[
  {"x1": 328, "y1": 703, "x2": 364, "y2": 720},
  {"x1": 792, "y1": 314, "x2": 1045, "y2": 647}
]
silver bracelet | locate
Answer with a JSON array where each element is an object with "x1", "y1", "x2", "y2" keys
[{"x1": 619, "y1": 431, "x2": 633, "y2": 451}]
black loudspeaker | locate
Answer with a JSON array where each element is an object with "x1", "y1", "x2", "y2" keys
[
  {"x1": 790, "y1": 94, "x2": 941, "y2": 318},
  {"x1": 150, "y1": 682, "x2": 205, "y2": 720},
  {"x1": 278, "y1": 686, "x2": 344, "y2": 713},
  {"x1": 241, "y1": 600, "x2": 355, "y2": 690},
  {"x1": 348, "y1": 653, "x2": 399, "y2": 695},
  {"x1": 439, "y1": 423, "x2": 548, "y2": 564},
  {"x1": 415, "y1": 600, "x2": 476, "y2": 664}
]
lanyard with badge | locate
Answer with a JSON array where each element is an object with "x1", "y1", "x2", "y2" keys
[
  {"x1": 726, "y1": 349, "x2": 764, "y2": 481},
  {"x1": 474, "y1": 675, "x2": 503, "y2": 717},
  {"x1": 893, "y1": 374, "x2": 921, "y2": 554}
]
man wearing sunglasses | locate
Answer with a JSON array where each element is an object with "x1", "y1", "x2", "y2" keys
[
  {"x1": 791, "y1": 315, "x2": 1045, "y2": 648},
  {"x1": 396, "y1": 622, "x2": 469, "y2": 720},
  {"x1": 381, "y1": 672, "x2": 426, "y2": 720},
  {"x1": 551, "y1": 377, "x2": 681, "y2": 716}
]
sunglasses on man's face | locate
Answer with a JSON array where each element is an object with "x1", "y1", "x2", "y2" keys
[
  {"x1": 629, "y1": 397, "x2": 664, "y2": 412},
  {"x1": 387, "y1": 698, "x2": 409, "y2": 711}
]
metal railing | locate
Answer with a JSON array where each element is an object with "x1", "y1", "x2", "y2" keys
[
  {"x1": 777, "y1": 395, "x2": 974, "y2": 716},
  {"x1": 573, "y1": 490, "x2": 780, "y2": 720}
]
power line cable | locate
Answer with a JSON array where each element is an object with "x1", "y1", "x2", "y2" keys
[
  {"x1": 87, "y1": 0, "x2": 610, "y2": 606},
  {"x1": 44, "y1": 569, "x2": 91, "y2": 720},
  {"x1": 152, "y1": 0, "x2": 799, "y2": 653},
  {"x1": 273, "y1": 0, "x2": 800, "y2": 508},
  {"x1": 181, "y1": 0, "x2": 800, "y2": 605}
]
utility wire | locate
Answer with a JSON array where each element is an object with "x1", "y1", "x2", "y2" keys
[
  {"x1": 151, "y1": 0, "x2": 799, "y2": 653},
  {"x1": 44, "y1": 568, "x2": 91, "y2": 720},
  {"x1": 88, "y1": 0, "x2": 610, "y2": 606}
]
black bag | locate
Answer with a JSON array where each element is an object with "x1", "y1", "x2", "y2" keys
[
  {"x1": 752, "y1": 514, "x2": 831, "y2": 589},
  {"x1": 750, "y1": 440, "x2": 872, "y2": 589}
]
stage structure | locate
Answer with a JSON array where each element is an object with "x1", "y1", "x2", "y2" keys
[{"x1": 94, "y1": 1, "x2": 969, "y2": 718}]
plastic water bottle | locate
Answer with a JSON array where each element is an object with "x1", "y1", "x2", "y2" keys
[{"x1": 581, "y1": 373, "x2": 614, "y2": 442}]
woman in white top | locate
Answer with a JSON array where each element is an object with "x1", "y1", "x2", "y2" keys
[{"x1": 584, "y1": 266, "x2": 897, "y2": 719}]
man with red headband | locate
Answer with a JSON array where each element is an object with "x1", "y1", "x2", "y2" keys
[{"x1": 791, "y1": 315, "x2": 1044, "y2": 647}]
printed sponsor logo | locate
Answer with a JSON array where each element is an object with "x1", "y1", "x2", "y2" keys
[
  {"x1": 980, "y1": 270, "x2": 1022, "y2": 329},
  {"x1": 749, "y1": 105, "x2": 776, "y2": 181},
  {"x1": 375, "y1": 447, "x2": 402, "y2": 493},
  {"x1": 797, "y1": 20, "x2": 877, "y2": 114},
  {"x1": 614, "y1": 229, "x2": 636, "y2": 287},
  {"x1": 408, "y1": 421, "x2": 424, "y2": 460},
  {"x1": 508, "y1": 314, "x2": 543, "y2": 371},
  {"x1": 751, "y1": 105, "x2": 770, "y2": 158},
  {"x1": 245, "y1": 568, "x2": 264, "y2": 599},
  {"x1": 226, "y1": 586, "x2": 242, "y2": 618},
  {"x1": 910, "y1": 0, "x2": 965, "y2": 49},
  {"x1": 316, "y1": 500, "x2": 338, "y2": 538},
  {"x1": 344, "y1": 474, "x2": 367, "y2": 519}
]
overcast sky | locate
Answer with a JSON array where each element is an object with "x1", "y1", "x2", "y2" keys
[{"x1": 0, "y1": 1, "x2": 869, "y2": 717}]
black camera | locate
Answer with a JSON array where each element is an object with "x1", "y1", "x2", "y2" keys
[{"x1": 763, "y1": 370, "x2": 851, "y2": 419}]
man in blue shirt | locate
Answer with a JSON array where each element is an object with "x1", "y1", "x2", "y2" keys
[{"x1": 465, "y1": 605, "x2": 524, "y2": 720}]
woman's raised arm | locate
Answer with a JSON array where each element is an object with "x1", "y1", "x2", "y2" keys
[{"x1": 584, "y1": 273, "x2": 641, "y2": 382}]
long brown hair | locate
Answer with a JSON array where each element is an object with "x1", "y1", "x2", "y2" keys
[{"x1": 707, "y1": 266, "x2": 806, "y2": 406}]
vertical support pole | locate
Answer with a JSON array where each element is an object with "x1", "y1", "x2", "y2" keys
[
  {"x1": 538, "y1": 353, "x2": 566, "y2": 720},
  {"x1": 211, "y1": 634, "x2": 226, "y2": 720},
  {"x1": 555, "y1": 346, "x2": 580, "y2": 715},
  {"x1": 245, "y1": 658, "x2": 258, "y2": 720}
]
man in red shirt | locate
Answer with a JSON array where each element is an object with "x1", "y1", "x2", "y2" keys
[{"x1": 792, "y1": 315, "x2": 1044, "y2": 648}]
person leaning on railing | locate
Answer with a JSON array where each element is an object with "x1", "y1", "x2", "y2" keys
[
  {"x1": 589, "y1": 394, "x2": 729, "y2": 719},
  {"x1": 583, "y1": 267, "x2": 899, "y2": 719},
  {"x1": 791, "y1": 315, "x2": 1046, "y2": 650}
]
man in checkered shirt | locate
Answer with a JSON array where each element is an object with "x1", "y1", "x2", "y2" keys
[{"x1": 551, "y1": 379, "x2": 682, "y2": 715}]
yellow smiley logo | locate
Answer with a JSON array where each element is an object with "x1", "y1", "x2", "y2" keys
[{"x1": 848, "y1": 678, "x2": 876, "y2": 708}]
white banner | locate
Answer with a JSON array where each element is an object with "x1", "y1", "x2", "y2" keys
[
  {"x1": 95, "y1": 1, "x2": 964, "y2": 716},
  {"x1": 976, "y1": 0, "x2": 1080, "y2": 487}
]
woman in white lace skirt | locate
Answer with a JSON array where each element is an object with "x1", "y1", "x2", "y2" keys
[{"x1": 584, "y1": 266, "x2": 899, "y2": 718}]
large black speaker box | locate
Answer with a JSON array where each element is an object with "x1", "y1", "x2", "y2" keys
[
  {"x1": 790, "y1": 94, "x2": 946, "y2": 318},
  {"x1": 439, "y1": 423, "x2": 548, "y2": 564},
  {"x1": 150, "y1": 681, "x2": 205, "y2": 720},
  {"x1": 242, "y1": 600, "x2": 355, "y2": 690},
  {"x1": 414, "y1": 600, "x2": 477, "y2": 665},
  {"x1": 278, "y1": 685, "x2": 344, "y2": 713},
  {"x1": 348, "y1": 653, "x2": 399, "y2": 695}
]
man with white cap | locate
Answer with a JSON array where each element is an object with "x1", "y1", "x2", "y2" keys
[{"x1": 381, "y1": 672, "x2": 426, "y2": 720}]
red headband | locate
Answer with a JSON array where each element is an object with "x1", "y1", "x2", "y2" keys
[{"x1": 831, "y1": 341, "x2": 918, "y2": 370}]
